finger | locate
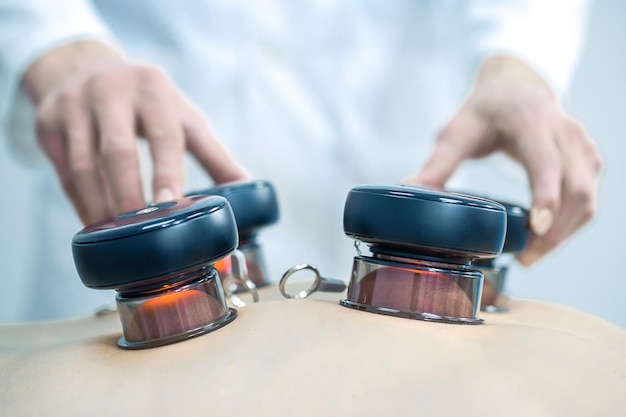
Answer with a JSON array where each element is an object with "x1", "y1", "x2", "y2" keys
[
  {"x1": 404, "y1": 108, "x2": 487, "y2": 188},
  {"x1": 517, "y1": 120, "x2": 601, "y2": 265},
  {"x1": 509, "y1": 126, "x2": 563, "y2": 237},
  {"x1": 36, "y1": 96, "x2": 89, "y2": 223},
  {"x1": 135, "y1": 72, "x2": 185, "y2": 203},
  {"x1": 89, "y1": 76, "x2": 144, "y2": 214},
  {"x1": 183, "y1": 105, "x2": 249, "y2": 184},
  {"x1": 61, "y1": 88, "x2": 112, "y2": 224}
]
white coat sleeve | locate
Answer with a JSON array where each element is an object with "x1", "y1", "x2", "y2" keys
[
  {"x1": 0, "y1": 0, "x2": 115, "y2": 155},
  {"x1": 466, "y1": 0, "x2": 591, "y2": 94}
]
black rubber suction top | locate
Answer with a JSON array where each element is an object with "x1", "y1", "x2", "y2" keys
[
  {"x1": 343, "y1": 185, "x2": 507, "y2": 262},
  {"x1": 72, "y1": 196, "x2": 238, "y2": 291},
  {"x1": 187, "y1": 180, "x2": 279, "y2": 239},
  {"x1": 492, "y1": 199, "x2": 529, "y2": 253},
  {"x1": 452, "y1": 191, "x2": 530, "y2": 254}
]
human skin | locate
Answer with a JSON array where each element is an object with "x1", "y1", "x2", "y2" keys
[
  {"x1": 405, "y1": 55, "x2": 602, "y2": 266},
  {"x1": 22, "y1": 40, "x2": 248, "y2": 225}
]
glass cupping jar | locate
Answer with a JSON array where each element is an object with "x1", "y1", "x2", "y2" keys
[
  {"x1": 187, "y1": 180, "x2": 279, "y2": 288},
  {"x1": 72, "y1": 196, "x2": 239, "y2": 349},
  {"x1": 470, "y1": 197, "x2": 529, "y2": 312},
  {"x1": 341, "y1": 185, "x2": 507, "y2": 324}
]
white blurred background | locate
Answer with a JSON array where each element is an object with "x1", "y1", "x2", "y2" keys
[{"x1": 0, "y1": 0, "x2": 624, "y2": 327}]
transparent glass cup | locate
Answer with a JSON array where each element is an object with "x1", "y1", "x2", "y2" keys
[
  {"x1": 340, "y1": 254, "x2": 484, "y2": 324},
  {"x1": 474, "y1": 255, "x2": 513, "y2": 313},
  {"x1": 116, "y1": 267, "x2": 236, "y2": 349}
]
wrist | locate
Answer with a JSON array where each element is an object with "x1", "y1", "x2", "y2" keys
[
  {"x1": 22, "y1": 39, "x2": 126, "y2": 104},
  {"x1": 475, "y1": 55, "x2": 555, "y2": 96}
]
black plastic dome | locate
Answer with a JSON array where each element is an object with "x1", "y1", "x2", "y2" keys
[
  {"x1": 343, "y1": 185, "x2": 507, "y2": 262},
  {"x1": 187, "y1": 180, "x2": 279, "y2": 239},
  {"x1": 72, "y1": 196, "x2": 238, "y2": 291}
]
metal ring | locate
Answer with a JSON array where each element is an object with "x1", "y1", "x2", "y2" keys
[
  {"x1": 223, "y1": 276, "x2": 259, "y2": 308},
  {"x1": 221, "y1": 249, "x2": 260, "y2": 307},
  {"x1": 279, "y1": 264, "x2": 321, "y2": 299}
]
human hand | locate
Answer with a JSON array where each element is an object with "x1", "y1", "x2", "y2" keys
[
  {"x1": 23, "y1": 40, "x2": 248, "y2": 225},
  {"x1": 405, "y1": 55, "x2": 602, "y2": 266}
]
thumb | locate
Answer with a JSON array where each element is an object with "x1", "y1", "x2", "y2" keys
[
  {"x1": 405, "y1": 110, "x2": 487, "y2": 188},
  {"x1": 515, "y1": 129, "x2": 562, "y2": 237}
]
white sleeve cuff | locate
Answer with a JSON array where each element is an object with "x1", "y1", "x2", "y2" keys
[
  {"x1": 0, "y1": 0, "x2": 117, "y2": 159},
  {"x1": 466, "y1": 0, "x2": 590, "y2": 94}
]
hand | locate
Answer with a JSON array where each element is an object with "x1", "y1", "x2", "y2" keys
[
  {"x1": 405, "y1": 55, "x2": 602, "y2": 266},
  {"x1": 23, "y1": 40, "x2": 248, "y2": 225}
]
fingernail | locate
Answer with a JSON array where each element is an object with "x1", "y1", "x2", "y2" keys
[
  {"x1": 155, "y1": 188, "x2": 175, "y2": 203},
  {"x1": 530, "y1": 208, "x2": 553, "y2": 236},
  {"x1": 516, "y1": 251, "x2": 538, "y2": 267}
]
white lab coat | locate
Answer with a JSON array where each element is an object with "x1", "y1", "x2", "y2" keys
[{"x1": 0, "y1": 0, "x2": 588, "y2": 320}]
